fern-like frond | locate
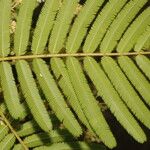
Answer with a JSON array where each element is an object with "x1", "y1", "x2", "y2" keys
[
  {"x1": 100, "y1": 0, "x2": 148, "y2": 53},
  {"x1": 13, "y1": 144, "x2": 23, "y2": 150},
  {"x1": 0, "y1": 62, "x2": 25, "y2": 119},
  {"x1": 33, "y1": 142, "x2": 106, "y2": 150},
  {"x1": 134, "y1": 25, "x2": 150, "y2": 51},
  {"x1": 17, "y1": 120, "x2": 41, "y2": 137},
  {"x1": 48, "y1": 0, "x2": 78, "y2": 54},
  {"x1": 23, "y1": 129, "x2": 75, "y2": 148},
  {"x1": 83, "y1": 0, "x2": 127, "y2": 53},
  {"x1": 17, "y1": 114, "x2": 60, "y2": 137},
  {"x1": 0, "y1": 102, "x2": 7, "y2": 114},
  {"x1": 50, "y1": 58, "x2": 93, "y2": 133},
  {"x1": 32, "y1": 0, "x2": 59, "y2": 54},
  {"x1": 0, "y1": 124, "x2": 9, "y2": 142},
  {"x1": 0, "y1": 0, "x2": 11, "y2": 57},
  {"x1": 14, "y1": 129, "x2": 74, "y2": 149},
  {"x1": 135, "y1": 55, "x2": 150, "y2": 80},
  {"x1": 16, "y1": 60, "x2": 52, "y2": 132},
  {"x1": 118, "y1": 56, "x2": 150, "y2": 106},
  {"x1": 84, "y1": 57, "x2": 146, "y2": 143},
  {"x1": 66, "y1": 0, "x2": 104, "y2": 53},
  {"x1": 66, "y1": 57, "x2": 116, "y2": 148},
  {"x1": 0, "y1": 100, "x2": 30, "y2": 120},
  {"x1": 101, "y1": 56, "x2": 150, "y2": 128},
  {"x1": 32, "y1": 58, "x2": 82, "y2": 137},
  {"x1": 0, "y1": 133, "x2": 16, "y2": 150},
  {"x1": 14, "y1": 0, "x2": 37, "y2": 55},
  {"x1": 117, "y1": 8, "x2": 150, "y2": 52}
]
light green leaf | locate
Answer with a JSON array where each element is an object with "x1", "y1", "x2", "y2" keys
[
  {"x1": 66, "y1": 0, "x2": 104, "y2": 53},
  {"x1": 101, "y1": 56, "x2": 150, "y2": 129},
  {"x1": 100, "y1": 0, "x2": 148, "y2": 52},
  {"x1": 0, "y1": 62, "x2": 26, "y2": 119},
  {"x1": 0, "y1": 0, "x2": 11, "y2": 57},
  {"x1": 136, "y1": 55, "x2": 150, "y2": 80},
  {"x1": 32, "y1": 0, "x2": 59, "y2": 54},
  {"x1": 134, "y1": 25, "x2": 150, "y2": 51},
  {"x1": 16, "y1": 60, "x2": 52, "y2": 132},
  {"x1": 50, "y1": 58, "x2": 93, "y2": 133},
  {"x1": 49, "y1": 0, "x2": 78, "y2": 54},
  {"x1": 118, "y1": 56, "x2": 150, "y2": 106},
  {"x1": 33, "y1": 142, "x2": 106, "y2": 150},
  {"x1": 117, "y1": 8, "x2": 150, "y2": 52},
  {"x1": 83, "y1": 0, "x2": 127, "y2": 53},
  {"x1": 67, "y1": 57, "x2": 116, "y2": 148},
  {"x1": 32, "y1": 58, "x2": 82, "y2": 137},
  {"x1": 84, "y1": 57, "x2": 146, "y2": 143},
  {"x1": 14, "y1": 0, "x2": 37, "y2": 55}
]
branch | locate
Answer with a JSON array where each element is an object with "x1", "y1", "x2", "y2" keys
[{"x1": 0, "y1": 51, "x2": 150, "y2": 61}]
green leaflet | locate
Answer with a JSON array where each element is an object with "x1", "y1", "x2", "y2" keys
[
  {"x1": 13, "y1": 144, "x2": 24, "y2": 150},
  {"x1": 17, "y1": 114, "x2": 60, "y2": 137},
  {"x1": 23, "y1": 129, "x2": 75, "y2": 148},
  {"x1": 84, "y1": 57, "x2": 146, "y2": 143},
  {"x1": 0, "y1": 0, "x2": 11, "y2": 57},
  {"x1": 50, "y1": 58, "x2": 93, "y2": 133},
  {"x1": 32, "y1": 58, "x2": 82, "y2": 137},
  {"x1": 66, "y1": 57, "x2": 116, "y2": 149},
  {"x1": 17, "y1": 120, "x2": 41, "y2": 137},
  {"x1": 49, "y1": 0, "x2": 78, "y2": 54},
  {"x1": 134, "y1": 25, "x2": 150, "y2": 51},
  {"x1": 83, "y1": 0, "x2": 127, "y2": 53},
  {"x1": 32, "y1": 0, "x2": 59, "y2": 54},
  {"x1": 33, "y1": 142, "x2": 106, "y2": 150},
  {"x1": 0, "y1": 133, "x2": 16, "y2": 150},
  {"x1": 100, "y1": 0, "x2": 148, "y2": 53},
  {"x1": 135, "y1": 55, "x2": 150, "y2": 80},
  {"x1": 0, "y1": 102, "x2": 7, "y2": 114},
  {"x1": 0, "y1": 124, "x2": 9, "y2": 142},
  {"x1": 101, "y1": 56, "x2": 150, "y2": 129},
  {"x1": 117, "y1": 7, "x2": 150, "y2": 52},
  {"x1": 14, "y1": 0, "x2": 37, "y2": 55},
  {"x1": 118, "y1": 56, "x2": 150, "y2": 106},
  {"x1": 0, "y1": 62, "x2": 25, "y2": 120},
  {"x1": 16, "y1": 60, "x2": 52, "y2": 132},
  {"x1": 66, "y1": 0, "x2": 104, "y2": 53}
]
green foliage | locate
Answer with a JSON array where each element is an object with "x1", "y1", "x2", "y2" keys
[
  {"x1": 83, "y1": 0, "x2": 128, "y2": 53},
  {"x1": 66, "y1": 0, "x2": 104, "y2": 53},
  {"x1": 23, "y1": 129, "x2": 75, "y2": 148},
  {"x1": 117, "y1": 7, "x2": 150, "y2": 52},
  {"x1": 50, "y1": 58, "x2": 93, "y2": 133},
  {"x1": 34, "y1": 142, "x2": 106, "y2": 150},
  {"x1": 0, "y1": 62, "x2": 25, "y2": 119},
  {"x1": 118, "y1": 56, "x2": 150, "y2": 106},
  {"x1": 134, "y1": 26, "x2": 150, "y2": 51},
  {"x1": 49, "y1": 0, "x2": 78, "y2": 54},
  {"x1": 14, "y1": 0, "x2": 37, "y2": 55},
  {"x1": 67, "y1": 57, "x2": 116, "y2": 148},
  {"x1": 135, "y1": 55, "x2": 150, "y2": 80},
  {"x1": 32, "y1": 0, "x2": 59, "y2": 54},
  {"x1": 84, "y1": 57, "x2": 146, "y2": 143},
  {"x1": 0, "y1": 0, "x2": 149, "y2": 149},
  {"x1": 0, "y1": 124, "x2": 9, "y2": 142},
  {"x1": 32, "y1": 58, "x2": 82, "y2": 137},
  {"x1": 17, "y1": 120, "x2": 41, "y2": 137},
  {"x1": 101, "y1": 56, "x2": 150, "y2": 128},
  {"x1": 0, "y1": 0, "x2": 11, "y2": 57},
  {"x1": 0, "y1": 133, "x2": 16, "y2": 150},
  {"x1": 16, "y1": 60, "x2": 52, "y2": 132},
  {"x1": 100, "y1": 0, "x2": 148, "y2": 52}
]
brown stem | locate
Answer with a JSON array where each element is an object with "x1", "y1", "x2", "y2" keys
[
  {"x1": 0, "y1": 110, "x2": 29, "y2": 150},
  {"x1": 0, "y1": 51, "x2": 150, "y2": 61}
]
